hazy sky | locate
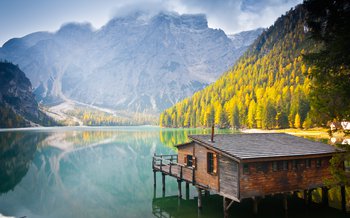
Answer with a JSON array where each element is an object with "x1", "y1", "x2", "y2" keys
[{"x1": 0, "y1": 0, "x2": 302, "y2": 46}]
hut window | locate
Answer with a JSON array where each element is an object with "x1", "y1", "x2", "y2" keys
[
  {"x1": 272, "y1": 162, "x2": 278, "y2": 171},
  {"x1": 292, "y1": 160, "x2": 297, "y2": 170},
  {"x1": 316, "y1": 159, "x2": 322, "y2": 168},
  {"x1": 282, "y1": 161, "x2": 289, "y2": 170},
  {"x1": 243, "y1": 164, "x2": 249, "y2": 174},
  {"x1": 305, "y1": 159, "x2": 311, "y2": 168},
  {"x1": 186, "y1": 155, "x2": 193, "y2": 167},
  {"x1": 256, "y1": 162, "x2": 269, "y2": 173},
  {"x1": 207, "y1": 152, "x2": 217, "y2": 174}
]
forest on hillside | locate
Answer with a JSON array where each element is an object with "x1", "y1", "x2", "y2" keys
[
  {"x1": 160, "y1": 0, "x2": 350, "y2": 130},
  {"x1": 160, "y1": 5, "x2": 314, "y2": 129}
]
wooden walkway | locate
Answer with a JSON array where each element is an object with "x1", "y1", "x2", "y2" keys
[{"x1": 152, "y1": 154, "x2": 195, "y2": 184}]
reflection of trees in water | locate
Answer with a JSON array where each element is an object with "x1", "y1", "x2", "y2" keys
[
  {"x1": 159, "y1": 128, "x2": 237, "y2": 149},
  {"x1": 0, "y1": 132, "x2": 46, "y2": 194}
]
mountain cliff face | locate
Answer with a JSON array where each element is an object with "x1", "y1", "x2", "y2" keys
[
  {"x1": 0, "y1": 62, "x2": 54, "y2": 127},
  {"x1": 0, "y1": 12, "x2": 261, "y2": 114}
]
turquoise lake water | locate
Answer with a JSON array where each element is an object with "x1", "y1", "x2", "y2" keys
[{"x1": 0, "y1": 127, "x2": 348, "y2": 218}]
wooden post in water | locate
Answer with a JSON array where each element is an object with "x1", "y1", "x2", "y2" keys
[
  {"x1": 223, "y1": 197, "x2": 229, "y2": 218},
  {"x1": 303, "y1": 189, "x2": 308, "y2": 204},
  {"x1": 253, "y1": 197, "x2": 259, "y2": 215},
  {"x1": 322, "y1": 187, "x2": 329, "y2": 206},
  {"x1": 283, "y1": 194, "x2": 288, "y2": 211},
  {"x1": 153, "y1": 170, "x2": 156, "y2": 187},
  {"x1": 293, "y1": 191, "x2": 298, "y2": 198},
  {"x1": 186, "y1": 182, "x2": 190, "y2": 200},
  {"x1": 177, "y1": 180, "x2": 182, "y2": 198},
  {"x1": 153, "y1": 186, "x2": 156, "y2": 199},
  {"x1": 197, "y1": 187, "x2": 202, "y2": 209},
  {"x1": 308, "y1": 189, "x2": 313, "y2": 205},
  {"x1": 162, "y1": 173, "x2": 166, "y2": 193},
  {"x1": 341, "y1": 185, "x2": 346, "y2": 213}
]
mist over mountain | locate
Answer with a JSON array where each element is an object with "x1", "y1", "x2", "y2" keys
[{"x1": 0, "y1": 11, "x2": 262, "y2": 115}]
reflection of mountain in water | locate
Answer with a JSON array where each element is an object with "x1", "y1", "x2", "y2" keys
[
  {"x1": 0, "y1": 132, "x2": 45, "y2": 194},
  {"x1": 0, "y1": 128, "x2": 178, "y2": 218}
]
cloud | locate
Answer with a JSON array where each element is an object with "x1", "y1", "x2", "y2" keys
[
  {"x1": 170, "y1": 0, "x2": 302, "y2": 33},
  {"x1": 0, "y1": 0, "x2": 303, "y2": 46},
  {"x1": 110, "y1": 0, "x2": 169, "y2": 18}
]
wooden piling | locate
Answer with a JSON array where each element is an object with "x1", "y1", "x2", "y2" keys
[
  {"x1": 177, "y1": 180, "x2": 182, "y2": 198},
  {"x1": 197, "y1": 187, "x2": 202, "y2": 209},
  {"x1": 186, "y1": 182, "x2": 190, "y2": 200},
  {"x1": 283, "y1": 194, "x2": 288, "y2": 211},
  {"x1": 223, "y1": 197, "x2": 229, "y2": 218},
  {"x1": 293, "y1": 191, "x2": 298, "y2": 198},
  {"x1": 162, "y1": 173, "x2": 166, "y2": 193},
  {"x1": 322, "y1": 187, "x2": 329, "y2": 206},
  {"x1": 253, "y1": 197, "x2": 258, "y2": 215},
  {"x1": 303, "y1": 189, "x2": 308, "y2": 204},
  {"x1": 153, "y1": 187, "x2": 156, "y2": 199},
  {"x1": 153, "y1": 170, "x2": 156, "y2": 187},
  {"x1": 308, "y1": 189, "x2": 313, "y2": 205},
  {"x1": 341, "y1": 185, "x2": 346, "y2": 213}
]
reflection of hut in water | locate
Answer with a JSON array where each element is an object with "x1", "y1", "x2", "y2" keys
[
  {"x1": 153, "y1": 132, "x2": 347, "y2": 216},
  {"x1": 152, "y1": 193, "x2": 348, "y2": 218},
  {"x1": 0, "y1": 133, "x2": 38, "y2": 194}
]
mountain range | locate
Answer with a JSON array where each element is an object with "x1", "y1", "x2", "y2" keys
[{"x1": 0, "y1": 11, "x2": 262, "y2": 118}]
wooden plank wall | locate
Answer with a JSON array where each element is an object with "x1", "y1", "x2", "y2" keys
[
  {"x1": 219, "y1": 155, "x2": 239, "y2": 199},
  {"x1": 194, "y1": 143, "x2": 219, "y2": 191},
  {"x1": 239, "y1": 157, "x2": 333, "y2": 199},
  {"x1": 178, "y1": 144, "x2": 194, "y2": 166}
]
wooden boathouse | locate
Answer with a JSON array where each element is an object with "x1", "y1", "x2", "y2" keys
[{"x1": 152, "y1": 132, "x2": 346, "y2": 217}]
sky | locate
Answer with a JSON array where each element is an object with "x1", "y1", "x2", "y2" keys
[{"x1": 0, "y1": 0, "x2": 302, "y2": 46}]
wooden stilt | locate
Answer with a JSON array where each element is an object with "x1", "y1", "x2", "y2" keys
[
  {"x1": 293, "y1": 191, "x2": 298, "y2": 198},
  {"x1": 304, "y1": 189, "x2": 308, "y2": 204},
  {"x1": 197, "y1": 187, "x2": 202, "y2": 209},
  {"x1": 177, "y1": 180, "x2": 182, "y2": 198},
  {"x1": 223, "y1": 197, "x2": 229, "y2": 218},
  {"x1": 283, "y1": 194, "x2": 288, "y2": 211},
  {"x1": 153, "y1": 170, "x2": 156, "y2": 187},
  {"x1": 341, "y1": 185, "x2": 346, "y2": 213},
  {"x1": 253, "y1": 197, "x2": 258, "y2": 215},
  {"x1": 205, "y1": 190, "x2": 209, "y2": 197},
  {"x1": 308, "y1": 189, "x2": 313, "y2": 205},
  {"x1": 186, "y1": 182, "x2": 190, "y2": 200},
  {"x1": 322, "y1": 187, "x2": 329, "y2": 206},
  {"x1": 153, "y1": 187, "x2": 156, "y2": 199},
  {"x1": 162, "y1": 173, "x2": 166, "y2": 193}
]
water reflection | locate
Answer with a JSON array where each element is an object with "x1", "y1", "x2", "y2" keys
[
  {"x1": 0, "y1": 132, "x2": 45, "y2": 194},
  {"x1": 0, "y1": 127, "x2": 348, "y2": 218},
  {"x1": 0, "y1": 127, "x2": 174, "y2": 218},
  {"x1": 152, "y1": 194, "x2": 349, "y2": 218}
]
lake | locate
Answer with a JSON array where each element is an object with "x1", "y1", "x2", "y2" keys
[{"x1": 0, "y1": 127, "x2": 348, "y2": 218}]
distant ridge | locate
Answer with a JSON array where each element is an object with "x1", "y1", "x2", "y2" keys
[{"x1": 0, "y1": 12, "x2": 262, "y2": 116}]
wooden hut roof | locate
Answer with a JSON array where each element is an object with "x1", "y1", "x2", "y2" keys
[{"x1": 187, "y1": 133, "x2": 342, "y2": 160}]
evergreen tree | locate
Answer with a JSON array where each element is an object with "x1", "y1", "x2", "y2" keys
[{"x1": 304, "y1": 0, "x2": 350, "y2": 123}]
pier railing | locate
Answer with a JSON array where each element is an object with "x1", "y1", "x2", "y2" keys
[{"x1": 152, "y1": 154, "x2": 195, "y2": 183}]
